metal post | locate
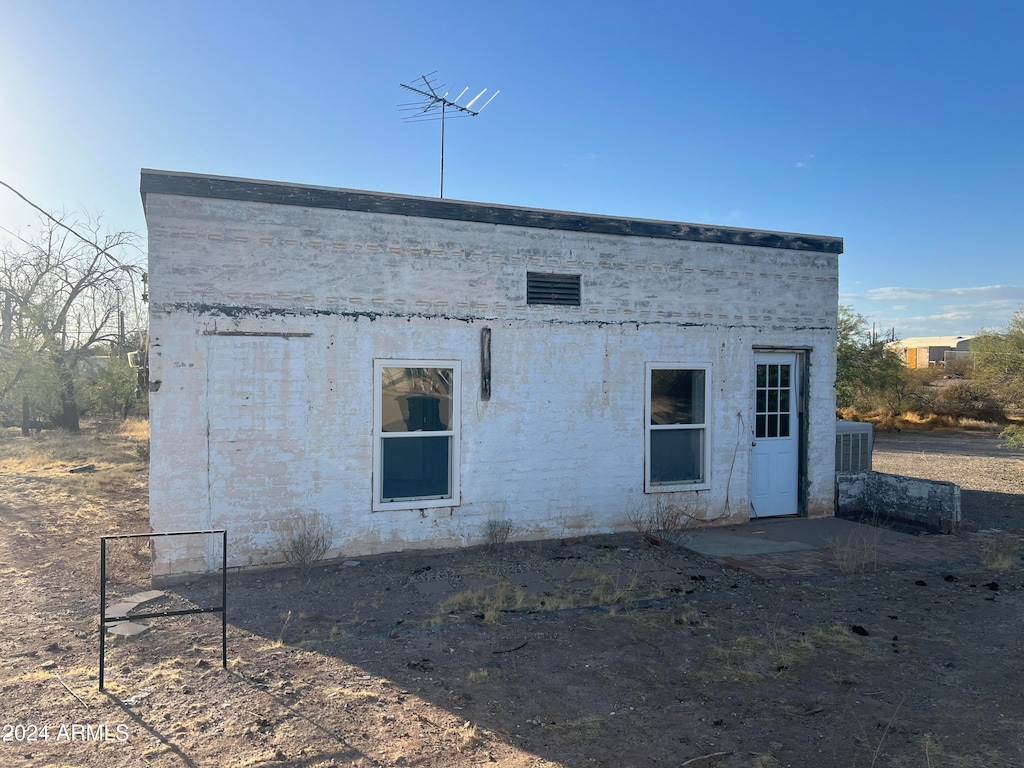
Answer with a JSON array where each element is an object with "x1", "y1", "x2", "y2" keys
[
  {"x1": 221, "y1": 529, "x2": 227, "y2": 669},
  {"x1": 99, "y1": 538, "x2": 107, "y2": 691},
  {"x1": 439, "y1": 102, "x2": 445, "y2": 198}
]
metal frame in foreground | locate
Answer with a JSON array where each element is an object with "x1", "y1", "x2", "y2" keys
[{"x1": 99, "y1": 530, "x2": 226, "y2": 691}]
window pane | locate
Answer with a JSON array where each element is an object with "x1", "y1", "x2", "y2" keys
[
  {"x1": 381, "y1": 435, "x2": 451, "y2": 500},
  {"x1": 756, "y1": 365, "x2": 766, "y2": 388},
  {"x1": 381, "y1": 367, "x2": 454, "y2": 432},
  {"x1": 779, "y1": 414, "x2": 790, "y2": 437},
  {"x1": 780, "y1": 365, "x2": 790, "y2": 387},
  {"x1": 768, "y1": 365, "x2": 779, "y2": 387},
  {"x1": 650, "y1": 428, "x2": 704, "y2": 485},
  {"x1": 768, "y1": 390, "x2": 779, "y2": 412},
  {"x1": 756, "y1": 414, "x2": 766, "y2": 438},
  {"x1": 768, "y1": 414, "x2": 779, "y2": 438},
  {"x1": 650, "y1": 369, "x2": 705, "y2": 425}
]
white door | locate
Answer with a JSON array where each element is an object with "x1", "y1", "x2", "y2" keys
[{"x1": 751, "y1": 352, "x2": 799, "y2": 517}]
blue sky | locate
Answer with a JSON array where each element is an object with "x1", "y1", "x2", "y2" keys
[{"x1": 1, "y1": 1, "x2": 1021, "y2": 339}]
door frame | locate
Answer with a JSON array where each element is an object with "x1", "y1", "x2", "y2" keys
[{"x1": 750, "y1": 347, "x2": 809, "y2": 519}]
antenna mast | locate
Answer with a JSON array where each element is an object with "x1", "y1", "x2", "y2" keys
[{"x1": 399, "y1": 71, "x2": 499, "y2": 198}]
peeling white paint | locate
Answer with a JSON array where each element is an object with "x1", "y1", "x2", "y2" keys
[{"x1": 146, "y1": 189, "x2": 840, "y2": 577}]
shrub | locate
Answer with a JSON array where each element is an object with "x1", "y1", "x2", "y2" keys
[
  {"x1": 934, "y1": 381, "x2": 1005, "y2": 422},
  {"x1": 277, "y1": 511, "x2": 334, "y2": 576},
  {"x1": 484, "y1": 518, "x2": 514, "y2": 548},
  {"x1": 628, "y1": 495, "x2": 701, "y2": 545}
]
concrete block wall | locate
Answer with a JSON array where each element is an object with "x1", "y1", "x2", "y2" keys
[
  {"x1": 836, "y1": 471, "x2": 961, "y2": 533},
  {"x1": 145, "y1": 177, "x2": 840, "y2": 577}
]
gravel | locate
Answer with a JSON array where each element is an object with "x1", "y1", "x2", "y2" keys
[{"x1": 872, "y1": 429, "x2": 1024, "y2": 532}]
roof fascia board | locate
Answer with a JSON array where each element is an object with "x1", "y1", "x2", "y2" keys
[{"x1": 140, "y1": 169, "x2": 843, "y2": 254}]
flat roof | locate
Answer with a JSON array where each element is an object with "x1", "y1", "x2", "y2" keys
[
  {"x1": 893, "y1": 336, "x2": 975, "y2": 348},
  {"x1": 140, "y1": 169, "x2": 843, "y2": 254}
]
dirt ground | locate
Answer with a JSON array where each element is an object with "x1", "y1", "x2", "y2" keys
[{"x1": 1, "y1": 424, "x2": 1023, "y2": 768}]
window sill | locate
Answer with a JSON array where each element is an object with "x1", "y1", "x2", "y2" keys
[
  {"x1": 372, "y1": 497, "x2": 460, "y2": 513},
  {"x1": 645, "y1": 482, "x2": 711, "y2": 494}
]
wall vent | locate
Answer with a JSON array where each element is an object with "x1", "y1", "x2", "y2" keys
[
  {"x1": 527, "y1": 272, "x2": 581, "y2": 306},
  {"x1": 835, "y1": 420, "x2": 873, "y2": 472}
]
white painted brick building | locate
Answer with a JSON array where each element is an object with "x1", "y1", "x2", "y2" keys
[{"x1": 141, "y1": 170, "x2": 843, "y2": 577}]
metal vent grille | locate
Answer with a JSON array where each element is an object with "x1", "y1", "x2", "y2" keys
[
  {"x1": 835, "y1": 421, "x2": 874, "y2": 472},
  {"x1": 527, "y1": 272, "x2": 581, "y2": 306}
]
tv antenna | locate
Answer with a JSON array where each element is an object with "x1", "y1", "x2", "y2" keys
[{"x1": 400, "y1": 71, "x2": 499, "y2": 198}]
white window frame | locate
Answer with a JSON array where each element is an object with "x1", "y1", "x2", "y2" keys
[
  {"x1": 373, "y1": 359, "x2": 461, "y2": 511},
  {"x1": 645, "y1": 362, "x2": 712, "y2": 493}
]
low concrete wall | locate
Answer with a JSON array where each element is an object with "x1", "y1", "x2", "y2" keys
[{"x1": 836, "y1": 471, "x2": 961, "y2": 533}]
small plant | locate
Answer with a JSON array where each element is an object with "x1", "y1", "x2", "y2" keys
[
  {"x1": 466, "y1": 668, "x2": 493, "y2": 684},
  {"x1": 134, "y1": 439, "x2": 150, "y2": 462},
  {"x1": 628, "y1": 495, "x2": 700, "y2": 546},
  {"x1": 482, "y1": 502, "x2": 514, "y2": 548},
  {"x1": 277, "y1": 511, "x2": 334, "y2": 577},
  {"x1": 274, "y1": 611, "x2": 292, "y2": 647},
  {"x1": 975, "y1": 533, "x2": 1019, "y2": 572},
  {"x1": 455, "y1": 720, "x2": 482, "y2": 752},
  {"x1": 999, "y1": 423, "x2": 1024, "y2": 449},
  {"x1": 484, "y1": 518, "x2": 514, "y2": 548}
]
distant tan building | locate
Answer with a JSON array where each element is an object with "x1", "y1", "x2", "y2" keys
[{"x1": 888, "y1": 336, "x2": 974, "y2": 368}]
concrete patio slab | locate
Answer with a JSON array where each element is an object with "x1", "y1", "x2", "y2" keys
[
  {"x1": 462, "y1": 577, "x2": 500, "y2": 590},
  {"x1": 411, "y1": 581, "x2": 456, "y2": 597},
  {"x1": 682, "y1": 517, "x2": 916, "y2": 559},
  {"x1": 543, "y1": 564, "x2": 586, "y2": 580},
  {"x1": 127, "y1": 590, "x2": 166, "y2": 604},
  {"x1": 104, "y1": 602, "x2": 139, "y2": 619},
  {"x1": 107, "y1": 621, "x2": 149, "y2": 637}
]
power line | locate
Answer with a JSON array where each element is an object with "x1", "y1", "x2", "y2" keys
[
  {"x1": 0, "y1": 222, "x2": 35, "y2": 249},
  {"x1": 0, "y1": 179, "x2": 144, "y2": 276},
  {"x1": 0, "y1": 178, "x2": 149, "y2": 336}
]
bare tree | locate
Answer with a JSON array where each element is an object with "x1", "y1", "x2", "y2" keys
[{"x1": 0, "y1": 213, "x2": 144, "y2": 432}]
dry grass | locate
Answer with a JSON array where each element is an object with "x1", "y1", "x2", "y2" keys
[
  {"x1": 324, "y1": 685, "x2": 380, "y2": 704},
  {"x1": 828, "y1": 526, "x2": 882, "y2": 574},
  {"x1": 837, "y1": 408, "x2": 1001, "y2": 433},
  {"x1": 0, "y1": 420, "x2": 150, "y2": 537},
  {"x1": 545, "y1": 715, "x2": 607, "y2": 739},
  {"x1": 119, "y1": 418, "x2": 150, "y2": 441},
  {"x1": 697, "y1": 619, "x2": 879, "y2": 685},
  {"x1": 439, "y1": 581, "x2": 526, "y2": 624},
  {"x1": 437, "y1": 567, "x2": 673, "y2": 625},
  {"x1": 974, "y1": 533, "x2": 1020, "y2": 571},
  {"x1": 466, "y1": 668, "x2": 494, "y2": 684},
  {"x1": 702, "y1": 635, "x2": 766, "y2": 682},
  {"x1": 453, "y1": 720, "x2": 482, "y2": 751},
  {"x1": 0, "y1": 420, "x2": 148, "y2": 472},
  {"x1": 805, "y1": 622, "x2": 879, "y2": 659}
]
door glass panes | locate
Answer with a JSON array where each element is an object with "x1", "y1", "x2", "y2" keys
[{"x1": 755, "y1": 363, "x2": 791, "y2": 439}]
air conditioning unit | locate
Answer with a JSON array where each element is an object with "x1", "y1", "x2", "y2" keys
[
  {"x1": 127, "y1": 351, "x2": 142, "y2": 368},
  {"x1": 835, "y1": 421, "x2": 873, "y2": 472}
]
